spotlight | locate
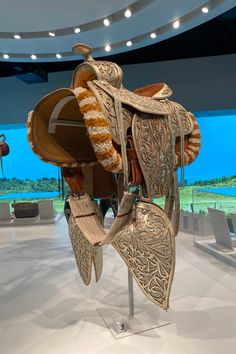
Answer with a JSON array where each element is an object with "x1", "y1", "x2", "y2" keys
[
  {"x1": 126, "y1": 40, "x2": 132, "y2": 47},
  {"x1": 56, "y1": 53, "x2": 62, "y2": 59},
  {"x1": 103, "y1": 18, "x2": 110, "y2": 26},
  {"x1": 74, "y1": 27, "x2": 81, "y2": 33},
  {"x1": 201, "y1": 7, "x2": 209, "y2": 13},
  {"x1": 124, "y1": 9, "x2": 132, "y2": 18},
  {"x1": 150, "y1": 32, "x2": 156, "y2": 39},
  {"x1": 31, "y1": 54, "x2": 37, "y2": 60},
  {"x1": 3, "y1": 54, "x2": 9, "y2": 59},
  {"x1": 173, "y1": 20, "x2": 180, "y2": 29},
  {"x1": 14, "y1": 34, "x2": 21, "y2": 39},
  {"x1": 49, "y1": 32, "x2": 55, "y2": 37},
  {"x1": 105, "y1": 45, "x2": 111, "y2": 52}
]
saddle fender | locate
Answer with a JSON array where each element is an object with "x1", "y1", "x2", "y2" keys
[{"x1": 111, "y1": 195, "x2": 175, "y2": 310}]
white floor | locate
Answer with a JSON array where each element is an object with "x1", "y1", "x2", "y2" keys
[{"x1": 0, "y1": 217, "x2": 236, "y2": 354}]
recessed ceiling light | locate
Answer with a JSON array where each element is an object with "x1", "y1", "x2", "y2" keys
[
  {"x1": 3, "y1": 54, "x2": 9, "y2": 59},
  {"x1": 124, "y1": 9, "x2": 132, "y2": 18},
  {"x1": 105, "y1": 45, "x2": 111, "y2": 52},
  {"x1": 103, "y1": 18, "x2": 110, "y2": 26},
  {"x1": 173, "y1": 20, "x2": 180, "y2": 29},
  {"x1": 74, "y1": 27, "x2": 81, "y2": 33},
  {"x1": 14, "y1": 34, "x2": 21, "y2": 39},
  {"x1": 56, "y1": 53, "x2": 62, "y2": 59},
  {"x1": 201, "y1": 7, "x2": 209, "y2": 13},
  {"x1": 150, "y1": 32, "x2": 156, "y2": 39},
  {"x1": 49, "y1": 32, "x2": 55, "y2": 37},
  {"x1": 126, "y1": 40, "x2": 132, "y2": 47},
  {"x1": 31, "y1": 54, "x2": 37, "y2": 60}
]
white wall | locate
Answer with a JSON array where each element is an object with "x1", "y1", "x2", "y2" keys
[{"x1": 0, "y1": 53, "x2": 235, "y2": 124}]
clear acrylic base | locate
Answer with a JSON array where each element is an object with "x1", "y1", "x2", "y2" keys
[{"x1": 97, "y1": 305, "x2": 171, "y2": 339}]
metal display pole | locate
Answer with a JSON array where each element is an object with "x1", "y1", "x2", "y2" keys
[
  {"x1": 128, "y1": 268, "x2": 134, "y2": 317},
  {"x1": 110, "y1": 268, "x2": 134, "y2": 334},
  {"x1": 97, "y1": 265, "x2": 171, "y2": 338}
]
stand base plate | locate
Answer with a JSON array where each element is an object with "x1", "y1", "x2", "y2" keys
[{"x1": 97, "y1": 306, "x2": 171, "y2": 339}]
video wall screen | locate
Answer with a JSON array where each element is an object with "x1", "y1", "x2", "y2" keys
[
  {"x1": 0, "y1": 123, "x2": 59, "y2": 203},
  {"x1": 0, "y1": 110, "x2": 235, "y2": 213},
  {"x1": 178, "y1": 110, "x2": 236, "y2": 213},
  {"x1": 183, "y1": 111, "x2": 236, "y2": 185},
  {"x1": 0, "y1": 123, "x2": 57, "y2": 180}
]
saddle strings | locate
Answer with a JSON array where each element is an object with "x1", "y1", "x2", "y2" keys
[
  {"x1": 0, "y1": 141, "x2": 4, "y2": 176},
  {"x1": 0, "y1": 157, "x2": 3, "y2": 176},
  {"x1": 175, "y1": 106, "x2": 185, "y2": 187},
  {"x1": 113, "y1": 92, "x2": 129, "y2": 191}
]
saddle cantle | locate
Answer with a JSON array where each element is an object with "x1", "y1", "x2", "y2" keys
[{"x1": 27, "y1": 43, "x2": 201, "y2": 310}]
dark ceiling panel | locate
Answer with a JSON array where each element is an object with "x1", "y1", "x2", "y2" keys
[{"x1": 0, "y1": 7, "x2": 235, "y2": 79}]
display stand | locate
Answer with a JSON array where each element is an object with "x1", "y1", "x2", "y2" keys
[
  {"x1": 128, "y1": 269, "x2": 134, "y2": 317},
  {"x1": 97, "y1": 268, "x2": 171, "y2": 339}
]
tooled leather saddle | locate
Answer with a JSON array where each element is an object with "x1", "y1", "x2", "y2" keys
[{"x1": 27, "y1": 43, "x2": 201, "y2": 309}]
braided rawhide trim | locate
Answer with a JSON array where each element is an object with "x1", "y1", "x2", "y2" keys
[
  {"x1": 75, "y1": 87, "x2": 123, "y2": 173},
  {"x1": 175, "y1": 113, "x2": 201, "y2": 168}
]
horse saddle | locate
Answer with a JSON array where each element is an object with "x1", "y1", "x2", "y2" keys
[{"x1": 27, "y1": 43, "x2": 201, "y2": 310}]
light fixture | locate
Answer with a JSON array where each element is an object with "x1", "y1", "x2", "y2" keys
[
  {"x1": 173, "y1": 20, "x2": 180, "y2": 29},
  {"x1": 3, "y1": 54, "x2": 9, "y2": 59},
  {"x1": 126, "y1": 40, "x2": 132, "y2": 47},
  {"x1": 14, "y1": 34, "x2": 21, "y2": 39},
  {"x1": 49, "y1": 32, "x2": 55, "y2": 37},
  {"x1": 201, "y1": 7, "x2": 209, "y2": 13},
  {"x1": 103, "y1": 18, "x2": 110, "y2": 26},
  {"x1": 56, "y1": 53, "x2": 62, "y2": 59},
  {"x1": 74, "y1": 27, "x2": 81, "y2": 33},
  {"x1": 124, "y1": 9, "x2": 132, "y2": 18},
  {"x1": 31, "y1": 54, "x2": 37, "y2": 60},
  {"x1": 150, "y1": 32, "x2": 156, "y2": 39},
  {"x1": 105, "y1": 45, "x2": 111, "y2": 52}
]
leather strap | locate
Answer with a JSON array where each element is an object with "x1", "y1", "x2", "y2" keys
[
  {"x1": 127, "y1": 136, "x2": 143, "y2": 186},
  {"x1": 62, "y1": 167, "x2": 84, "y2": 193}
]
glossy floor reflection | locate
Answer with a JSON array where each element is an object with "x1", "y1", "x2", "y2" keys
[{"x1": 0, "y1": 217, "x2": 236, "y2": 354}]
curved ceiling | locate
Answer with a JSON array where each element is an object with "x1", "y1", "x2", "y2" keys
[{"x1": 0, "y1": 0, "x2": 235, "y2": 63}]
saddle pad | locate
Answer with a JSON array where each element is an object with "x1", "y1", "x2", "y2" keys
[
  {"x1": 112, "y1": 201, "x2": 175, "y2": 309},
  {"x1": 68, "y1": 194, "x2": 106, "y2": 245}
]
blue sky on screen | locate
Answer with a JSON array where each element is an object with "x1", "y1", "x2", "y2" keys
[
  {"x1": 0, "y1": 111, "x2": 236, "y2": 183},
  {"x1": 183, "y1": 113, "x2": 236, "y2": 183},
  {"x1": 0, "y1": 124, "x2": 58, "y2": 179}
]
